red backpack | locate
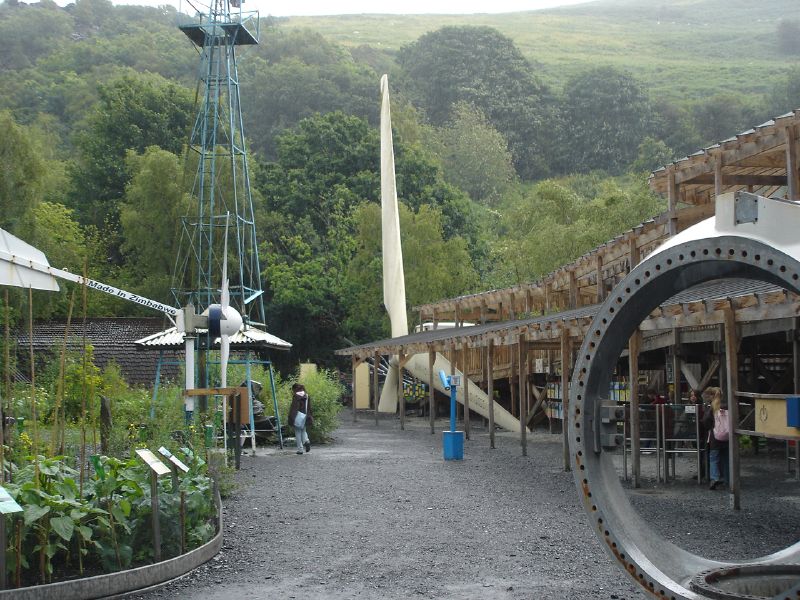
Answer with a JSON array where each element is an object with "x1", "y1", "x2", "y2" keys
[{"x1": 713, "y1": 408, "x2": 730, "y2": 441}]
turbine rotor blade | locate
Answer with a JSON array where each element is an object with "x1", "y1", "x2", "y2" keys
[
  {"x1": 222, "y1": 212, "x2": 230, "y2": 311},
  {"x1": 220, "y1": 334, "x2": 229, "y2": 388}
]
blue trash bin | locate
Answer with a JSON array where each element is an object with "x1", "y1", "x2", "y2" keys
[{"x1": 443, "y1": 430, "x2": 464, "y2": 460}]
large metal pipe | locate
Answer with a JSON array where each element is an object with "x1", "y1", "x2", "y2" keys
[{"x1": 569, "y1": 192, "x2": 800, "y2": 599}]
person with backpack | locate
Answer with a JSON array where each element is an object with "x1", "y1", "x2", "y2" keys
[
  {"x1": 289, "y1": 383, "x2": 313, "y2": 455},
  {"x1": 701, "y1": 387, "x2": 729, "y2": 489}
]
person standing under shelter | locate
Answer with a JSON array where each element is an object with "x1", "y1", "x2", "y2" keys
[
  {"x1": 289, "y1": 383, "x2": 313, "y2": 455},
  {"x1": 702, "y1": 386, "x2": 729, "y2": 489}
]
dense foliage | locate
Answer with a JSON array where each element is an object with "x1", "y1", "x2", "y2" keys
[
  {"x1": 0, "y1": 0, "x2": 798, "y2": 371},
  {"x1": 6, "y1": 451, "x2": 216, "y2": 583}
]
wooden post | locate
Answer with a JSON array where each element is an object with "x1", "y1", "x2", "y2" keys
[
  {"x1": 786, "y1": 125, "x2": 799, "y2": 201},
  {"x1": 667, "y1": 170, "x2": 679, "y2": 236},
  {"x1": 672, "y1": 328, "x2": 682, "y2": 403},
  {"x1": 151, "y1": 471, "x2": 161, "y2": 562},
  {"x1": 595, "y1": 256, "x2": 604, "y2": 303},
  {"x1": 428, "y1": 346, "x2": 436, "y2": 434},
  {"x1": 560, "y1": 325, "x2": 571, "y2": 472},
  {"x1": 463, "y1": 343, "x2": 471, "y2": 440},
  {"x1": 518, "y1": 334, "x2": 528, "y2": 457},
  {"x1": 352, "y1": 354, "x2": 358, "y2": 423},
  {"x1": 723, "y1": 306, "x2": 740, "y2": 510},
  {"x1": 544, "y1": 282, "x2": 551, "y2": 314},
  {"x1": 398, "y1": 348, "x2": 405, "y2": 431},
  {"x1": 373, "y1": 351, "x2": 380, "y2": 426},
  {"x1": 629, "y1": 234, "x2": 640, "y2": 273},
  {"x1": 714, "y1": 154, "x2": 724, "y2": 197},
  {"x1": 0, "y1": 516, "x2": 5, "y2": 589},
  {"x1": 100, "y1": 396, "x2": 112, "y2": 454},
  {"x1": 568, "y1": 269, "x2": 578, "y2": 309},
  {"x1": 509, "y1": 336, "x2": 517, "y2": 418},
  {"x1": 487, "y1": 339, "x2": 495, "y2": 449},
  {"x1": 629, "y1": 330, "x2": 642, "y2": 488}
]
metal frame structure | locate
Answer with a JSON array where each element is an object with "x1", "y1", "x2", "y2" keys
[
  {"x1": 173, "y1": 0, "x2": 264, "y2": 327},
  {"x1": 570, "y1": 191, "x2": 800, "y2": 598}
]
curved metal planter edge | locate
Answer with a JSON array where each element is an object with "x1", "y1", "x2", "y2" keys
[{"x1": 0, "y1": 492, "x2": 223, "y2": 600}]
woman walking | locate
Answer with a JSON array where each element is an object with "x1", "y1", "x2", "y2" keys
[
  {"x1": 289, "y1": 383, "x2": 313, "y2": 455},
  {"x1": 701, "y1": 387, "x2": 729, "y2": 489}
]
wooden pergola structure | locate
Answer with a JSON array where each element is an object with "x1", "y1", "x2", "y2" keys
[
  {"x1": 412, "y1": 109, "x2": 800, "y2": 324},
  {"x1": 335, "y1": 108, "x2": 800, "y2": 494}
]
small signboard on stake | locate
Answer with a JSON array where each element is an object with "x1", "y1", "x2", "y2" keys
[
  {"x1": 158, "y1": 446, "x2": 189, "y2": 473},
  {"x1": 0, "y1": 487, "x2": 22, "y2": 515},
  {"x1": 136, "y1": 449, "x2": 171, "y2": 476}
]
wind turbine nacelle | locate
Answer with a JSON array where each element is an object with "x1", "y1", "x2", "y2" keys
[{"x1": 208, "y1": 304, "x2": 243, "y2": 338}]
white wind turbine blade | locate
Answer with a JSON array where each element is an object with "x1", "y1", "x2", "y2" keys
[
  {"x1": 378, "y1": 74, "x2": 408, "y2": 413},
  {"x1": 222, "y1": 212, "x2": 230, "y2": 311},
  {"x1": 220, "y1": 331, "x2": 230, "y2": 388},
  {"x1": 221, "y1": 213, "x2": 231, "y2": 388},
  {"x1": 379, "y1": 74, "x2": 408, "y2": 337}
]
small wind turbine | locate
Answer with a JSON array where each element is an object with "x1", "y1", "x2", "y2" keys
[
  {"x1": 208, "y1": 216, "x2": 242, "y2": 388},
  {"x1": 177, "y1": 213, "x2": 243, "y2": 399}
]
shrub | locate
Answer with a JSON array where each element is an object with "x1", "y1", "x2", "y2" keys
[{"x1": 292, "y1": 367, "x2": 343, "y2": 443}]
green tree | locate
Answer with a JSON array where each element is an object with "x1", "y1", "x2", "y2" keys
[
  {"x1": 691, "y1": 93, "x2": 759, "y2": 146},
  {"x1": 767, "y1": 66, "x2": 800, "y2": 115},
  {"x1": 651, "y1": 98, "x2": 702, "y2": 159},
  {"x1": 0, "y1": 111, "x2": 45, "y2": 233},
  {"x1": 342, "y1": 202, "x2": 478, "y2": 342},
  {"x1": 68, "y1": 73, "x2": 193, "y2": 234},
  {"x1": 435, "y1": 102, "x2": 517, "y2": 205},
  {"x1": 492, "y1": 177, "x2": 664, "y2": 287},
  {"x1": 558, "y1": 66, "x2": 654, "y2": 175},
  {"x1": 629, "y1": 137, "x2": 675, "y2": 174},
  {"x1": 0, "y1": 0, "x2": 72, "y2": 72},
  {"x1": 119, "y1": 147, "x2": 190, "y2": 303},
  {"x1": 777, "y1": 19, "x2": 800, "y2": 55},
  {"x1": 17, "y1": 202, "x2": 94, "y2": 318},
  {"x1": 240, "y1": 29, "x2": 378, "y2": 160},
  {"x1": 255, "y1": 111, "x2": 485, "y2": 367},
  {"x1": 398, "y1": 26, "x2": 554, "y2": 179}
]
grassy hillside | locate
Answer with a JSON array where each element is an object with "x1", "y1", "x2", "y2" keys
[{"x1": 274, "y1": 0, "x2": 800, "y2": 102}]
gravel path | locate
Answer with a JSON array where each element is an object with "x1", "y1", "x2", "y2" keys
[{"x1": 132, "y1": 415, "x2": 799, "y2": 600}]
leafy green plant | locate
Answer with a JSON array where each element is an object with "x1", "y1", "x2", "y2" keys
[
  {"x1": 8, "y1": 456, "x2": 107, "y2": 583},
  {"x1": 3, "y1": 448, "x2": 217, "y2": 586},
  {"x1": 293, "y1": 368, "x2": 343, "y2": 443}
]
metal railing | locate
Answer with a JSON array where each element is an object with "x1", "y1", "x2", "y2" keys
[{"x1": 622, "y1": 403, "x2": 704, "y2": 483}]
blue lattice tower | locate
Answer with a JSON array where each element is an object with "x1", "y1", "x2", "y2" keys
[
  {"x1": 139, "y1": 1, "x2": 288, "y2": 451},
  {"x1": 172, "y1": 0, "x2": 264, "y2": 329}
]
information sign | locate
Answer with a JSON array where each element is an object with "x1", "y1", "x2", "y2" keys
[
  {"x1": 0, "y1": 487, "x2": 22, "y2": 515},
  {"x1": 158, "y1": 446, "x2": 189, "y2": 473},
  {"x1": 136, "y1": 449, "x2": 171, "y2": 476}
]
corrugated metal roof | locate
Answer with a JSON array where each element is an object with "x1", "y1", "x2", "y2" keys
[
  {"x1": 663, "y1": 278, "x2": 780, "y2": 305},
  {"x1": 134, "y1": 325, "x2": 292, "y2": 351},
  {"x1": 338, "y1": 279, "x2": 784, "y2": 355}
]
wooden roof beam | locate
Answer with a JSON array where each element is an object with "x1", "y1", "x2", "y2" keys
[{"x1": 685, "y1": 174, "x2": 787, "y2": 187}]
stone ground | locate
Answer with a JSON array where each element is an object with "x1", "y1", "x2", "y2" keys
[{"x1": 131, "y1": 414, "x2": 799, "y2": 600}]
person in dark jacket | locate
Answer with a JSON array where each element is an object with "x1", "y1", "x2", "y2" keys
[
  {"x1": 701, "y1": 386, "x2": 729, "y2": 489},
  {"x1": 289, "y1": 383, "x2": 313, "y2": 455}
]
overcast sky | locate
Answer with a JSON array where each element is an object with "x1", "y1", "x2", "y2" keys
[{"x1": 110, "y1": 0, "x2": 592, "y2": 17}]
